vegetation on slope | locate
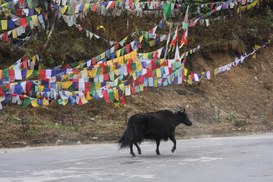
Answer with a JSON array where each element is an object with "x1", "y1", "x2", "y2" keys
[{"x1": 0, "y1": 1, "x2": 273, "y2": 147}]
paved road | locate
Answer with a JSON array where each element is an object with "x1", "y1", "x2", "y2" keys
[{"x1": 1, "y1": 134, "x2": 273, "y2": 182}]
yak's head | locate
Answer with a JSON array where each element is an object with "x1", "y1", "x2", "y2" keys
[{"x1": 176, "y1": 108, "x2": 192, "y2": 126}]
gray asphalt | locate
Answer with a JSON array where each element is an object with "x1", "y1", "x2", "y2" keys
[{"x1": 0, "y1": 134, "x2": 273, "y2": 182}]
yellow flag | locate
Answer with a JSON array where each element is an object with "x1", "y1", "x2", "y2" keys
[
  {"x1": 8, "y1": 65, "x2": 14, "y2": 70},
  {"x1": 132, "y1": 72, "x2": 136, "y2": 80},
  {"x1": 184, "y1": 68, "x2": 188, "y2": 76},
  {"x1": 114, "y1": 69, "x2": 119, "y2": 76},
  {"x1": 95, "y1": 83, "x2": 101, "y2": 91},
  {"x1": 154, "y1": 77, "x2": 158, "y2": 87},
  {"x1": 114, "y1": 78, "x2": 119, "y2": 86},
  {"x1": 57, "y1": 82, "x2": 62, "y2": 90},
  {"x1": 139, "y1": 35, "x2": 144, "y2": 43},
  {"x1": 247, "y1": 0, "x2": 258, "y2": 10},
  {"x1": 187, "y1": 75, "x2": 192, "y2": 85},
  {"x1": 131, "y1": 50, "x2": 137, "y2": 59},
  {"x1": 149, "y1": 40, "x2": 155, "y2": 47},
  {"x1": 213, "y1": 69, "x2": 217, "y2": 77},
  {"x1": 32, "y1": 15, "x2": 38, "y2": 27},
  {"x1": 62, "y1": 81, "x2": 73, "y2": 89},
  {"x1": 114, "y1": 88, "x2": 119, "y2": 101},
  {"x1": 31, "y1": 99, "x2": 38, "y2": 107},
  {"x1": 1, "y1": 20, "x2": 7, "y2": 30},
  {"x1": 38, "y1": 85, "x2": 44, "y2": 92},
  {"x1": 32, "y1": 55, "x2": 36, "y2": 63},
  {"x1": 64, "y1": 99, "x2": 69, "y2": 105},
  {"x1": 43, "y1": 98, "x2": 49, "y2": 106},
  {"x1": 124, "y1": 53, "x2": 129, "y2": 60},
  {"x1": 116, "y1": 49, "x2": 121, "y2": 57},
  {"x1": 88, "y1": 68, "x2": 97, "y2": 78},
  {"x1": 159, "y1": 59, "x2": 165, "y2": 66},
  {"x1": 255, "y1": 45, "x2": 261, "y2": 50},
  {"x1": 26, "y1": 70, "x2": 33, "y2": 78},
  {"x1": 80, "y1": 96, "x2": 88, "y2": 105},
  {"x1": 143, "y1": 53, "x2": 148, "y2": 59},
  {"x1": 156, "y1": 68, "x2": 161, "y2": 78},
  {"x1": 84, "y1": 3, "x2": 90, "y2": 12},
  {"x1": 100, "y1": 52, "x2": 105, "y2": 60},
  {"x1": 35, "y1": 7, "x2": 42, "y2": 14},
  {"x1": 139, "y1": 84, "x2": 144, "y2": 92},
  {"x1": 0, "y1": 2, "x2": 8, "y2": 7},
  {"x1": 136, "y1": 61, "x2": 142, "y2": 72},
  {"x1": 119, "y1": 83, "x2": 125, "y2": 92},
  {"x1": 118, "y1": 56, "x2": 124, "y2": 64},
  {"x1": 62, "y1": 74, "x2": 69, "y2": 80},
  {"x1": 67, "y1": 91, "x2": 73, "y2": 96},
  {"x1": 12, "y1": 29, "x2": 17, "y2": 38},
  {"x1": 61, "y1": 6, "x2": 68, "y2": 14},
  {"x1": 113, "y1": 58, "x2": 118, "y2": 63},
  {"x1": 107, "y1": 60, "x2": 114, "y2": 66},
  {"x1": 86, "y1": 92, "x2": 93, "y2": 101}
]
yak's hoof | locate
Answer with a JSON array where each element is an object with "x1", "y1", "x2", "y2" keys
[
  {"x1": 138, "y1": 151, "x2": 142, "y2": 155},
  {"x1": 131, "y1": 153, "x2": 136, "y2": 157},
  {"x1": 171, "y1": 148, "x2": 176, "y2": 153},
  {"x1": 156, "y1": 151, "x2": 160, "y2": 155}
]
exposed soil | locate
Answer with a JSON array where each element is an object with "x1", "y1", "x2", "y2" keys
[{"x1": 1, "y1": 44, "x2": 273, "y2": 148}]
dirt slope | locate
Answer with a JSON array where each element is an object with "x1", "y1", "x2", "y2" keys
[{"x1": 0, "y1": 44, "x2": 273, "y2": 148}]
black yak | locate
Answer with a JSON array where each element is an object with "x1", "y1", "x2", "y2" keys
[{"x1": 118, "y1": 108, "x2": 192, "y2": 157}]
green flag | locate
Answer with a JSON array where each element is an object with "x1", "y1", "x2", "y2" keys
[
  {"x1": 23, "y1": 96, "x2": 32, "y2": 108},
  {"x1": 3, "y1": 68, "x2": 8, "y2": 80},
  {"x1": 108, "y1": 91, "x2": 114, "y2": 103},
  {"x1": 67, "y1": 5, "x2": 73, "y2": 15},
  {"x1": 163, "y1": 1, "x2": 172, "y2": 20}
]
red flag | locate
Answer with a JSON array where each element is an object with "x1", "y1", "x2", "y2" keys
[
  {"x1": 2, "y1": 32, "x2": 9, "y2": 42},
  {"x1": 92, "y1": 3, "x2": 97, "y2": 12},
  {"x1": 19, "y1": 0, "x2": 24, "y2": 6},
  {"x1": 121, "y1": 94, "x2": 126, "y2": 104},
  {"x1": 39, "y1": 70, "x2": 46, "y2": 80},
  {"x1": 103, "y1": 73, "x2": 110, "y2": 81},
  {"x1": 102, "y1": 90, "x2": 110, "y2": 103},
  {"x1": 180, "y1": 5, "x2": 189, "y2": 48},
  {"x1": 26, "y1": 81, "x2": 32, "y2": 96},
  {"x1": 169, "y1": 25, "x2": 179, "y2": 47},
  {"x1": 0, "y1": 86, "x2": 4, "y2": 96},
  {"x1": 180, "y1": 28, "x2": 188, "y2": 48},
  {"x1": 128, "y1": 0, "x2": 133, "y2": 9},
  {"x1": 22, "y1": 55, "x2": 28, "y2": 69},
  {"x1": 107, "y1": 1, "x2": 115, "y2": 9},
  {"x1": 84, "y1": 82, "x2": 90, "y2": 93},
  {"x1": 20, "y1": 18, "x2": 27, "y2": 27},
  {"x1": 9, "y1": 70, "x2": 15, "y2": 81}
]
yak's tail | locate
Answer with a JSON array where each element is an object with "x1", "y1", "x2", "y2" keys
[{"x1": 118, "y1": 119, "x2": 135, "y2": 149}]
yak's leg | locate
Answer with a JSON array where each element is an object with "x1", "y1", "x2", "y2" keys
[
  {"x1": 155, "y1": 140, "x2": 161, "y2": 155},
  {"x1": 169, "y1": 135, "x2": 176, "y2": 153},
  {"x1": 135, "y1": 143, "x2": 141, "y2": 155},
  {"x1": 130, "y1": 144, "x2": 136, "y2": 157}
]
